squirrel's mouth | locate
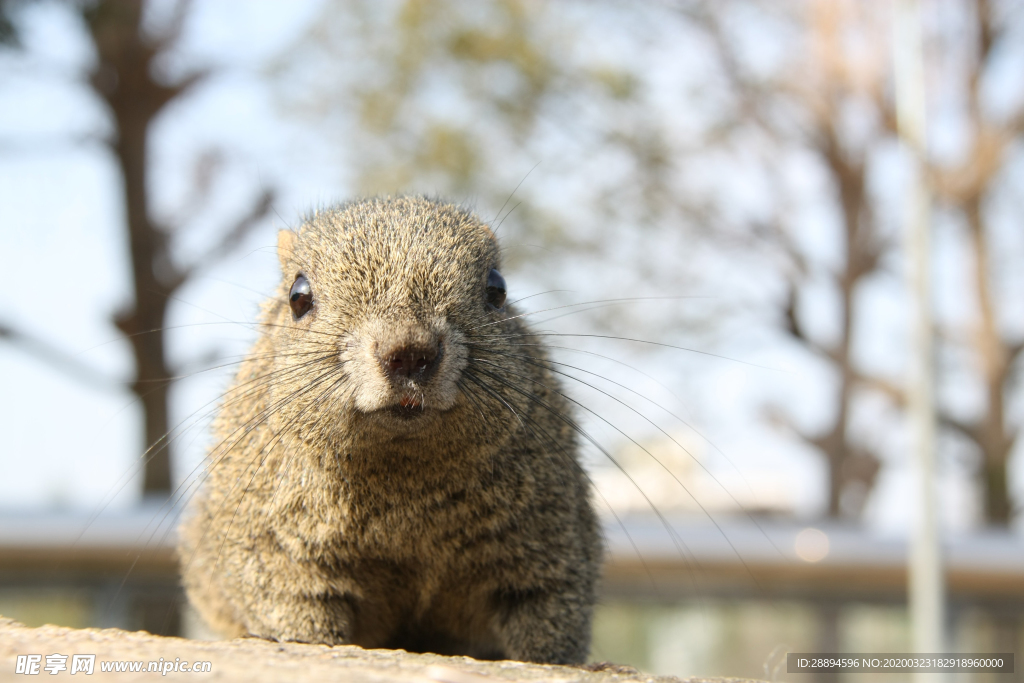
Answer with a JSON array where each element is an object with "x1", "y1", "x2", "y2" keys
[
  {"x1": 367, "y1": 392, "x2": 440, "y2": 423},
  {"x1": 388, "y1": 391, "x2": 428, "y2": 416},
  {"x1": 384, "y1": 403, "x2": 429, "y2": 420},
  {"x1": 398, "y1": 394, "x2": 421, "y2": 409}
]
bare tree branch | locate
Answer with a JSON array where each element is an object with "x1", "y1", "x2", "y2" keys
[
  {"x1": 169, "y1": 189, "x2": 275, "y2": 291},
  {"x1": 0, "y1": 134, "x2": 108, "y2": 154},
  {"x1": 940, "y1": 413, "x2": 982, "y2": 445},
  {"x1": 172, "y1": 347, "x2": 224, "y2": 379},
  {"x1": 852, "y1": 370, "x2": 906, "y2": 407},
  {"x1": 0, "y1": 321, "x2": 125, "y2": 392},
  {"x1": 1007, "y1": 339, "x2": 1024, "y2": 366},
  {"x1": 149, "y1": 0, "x2": 193, "y2": 51}
]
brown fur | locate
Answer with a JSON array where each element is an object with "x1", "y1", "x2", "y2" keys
[{"x1": 178, "y1": 196, "x2": 602, "y2": 664}]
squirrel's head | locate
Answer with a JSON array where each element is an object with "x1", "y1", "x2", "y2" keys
[{"x1": 268, "y1": 196, "x2": 514, "y2": 450}]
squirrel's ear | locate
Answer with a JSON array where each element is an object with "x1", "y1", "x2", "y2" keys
[{"x1": 277, "y1": 230, "x2": 297, "y2": 273}]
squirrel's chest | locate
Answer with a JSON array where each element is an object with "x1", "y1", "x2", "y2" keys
[
  {"x1": 268, "y1": 466, "x2": 521, "y2": 567},
  {"x1": 342, "y1": 482, "x2": 513, "y2": 560}
]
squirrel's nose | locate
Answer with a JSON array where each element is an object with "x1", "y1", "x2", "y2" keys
[{"x1": 378, "y1": 341, "x2": 440, "y2": 381}]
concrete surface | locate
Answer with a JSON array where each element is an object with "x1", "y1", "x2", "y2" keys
[{"x1": 0, "y1": 617, "x2": 760, "y2": 682}]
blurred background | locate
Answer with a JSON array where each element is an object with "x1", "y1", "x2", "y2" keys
[{"x1": 1, "y1": 0, "x2": 1023, "y2": 680}]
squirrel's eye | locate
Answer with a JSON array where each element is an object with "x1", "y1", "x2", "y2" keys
[
  {"x1": 289, "y1": 274, "x2": 313, "y2": 318},
  {"x1": 486, "y1": 268, "x2": 507, "y2": 311}
]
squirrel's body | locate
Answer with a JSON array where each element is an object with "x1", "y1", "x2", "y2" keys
[{"x1": 179, "y1": 197, "x2": 601, "y2": 664}]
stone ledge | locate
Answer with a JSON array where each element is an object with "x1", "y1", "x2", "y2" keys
[{"x1": 0, "y1": 617, "x2": 760, "y2": 683}]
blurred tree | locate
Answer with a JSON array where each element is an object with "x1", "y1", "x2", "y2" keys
[
  {"x1": 274, "y1": 0, "x2": 685, "y2": 278},
  {"x1": 678, "y1": 1, "x2": 900, "y2": 520},
  {"x1": 928, "y1": 0, "x2": 1024, "y2": 525},
  {"x1": 0, "y1": 0, "x2": 273, "y2": 497},
  {"x1": 681, "y1": 0, "x2": 1024, "y2": 525}
]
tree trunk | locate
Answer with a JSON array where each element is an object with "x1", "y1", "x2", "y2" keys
[
  {"x1": 815, "y1": 122, "x2": 881, "y2": 519},
  {"x1": 88, "y1": 0, "x2": 182, "y2": 496},
  {"x1": 965, "y1": 197, "x2": 1013, "y2": 525}
]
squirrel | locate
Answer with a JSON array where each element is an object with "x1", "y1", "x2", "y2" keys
[{"x1": 178, "y1": 196, "x2": 602, "y2": 665}]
